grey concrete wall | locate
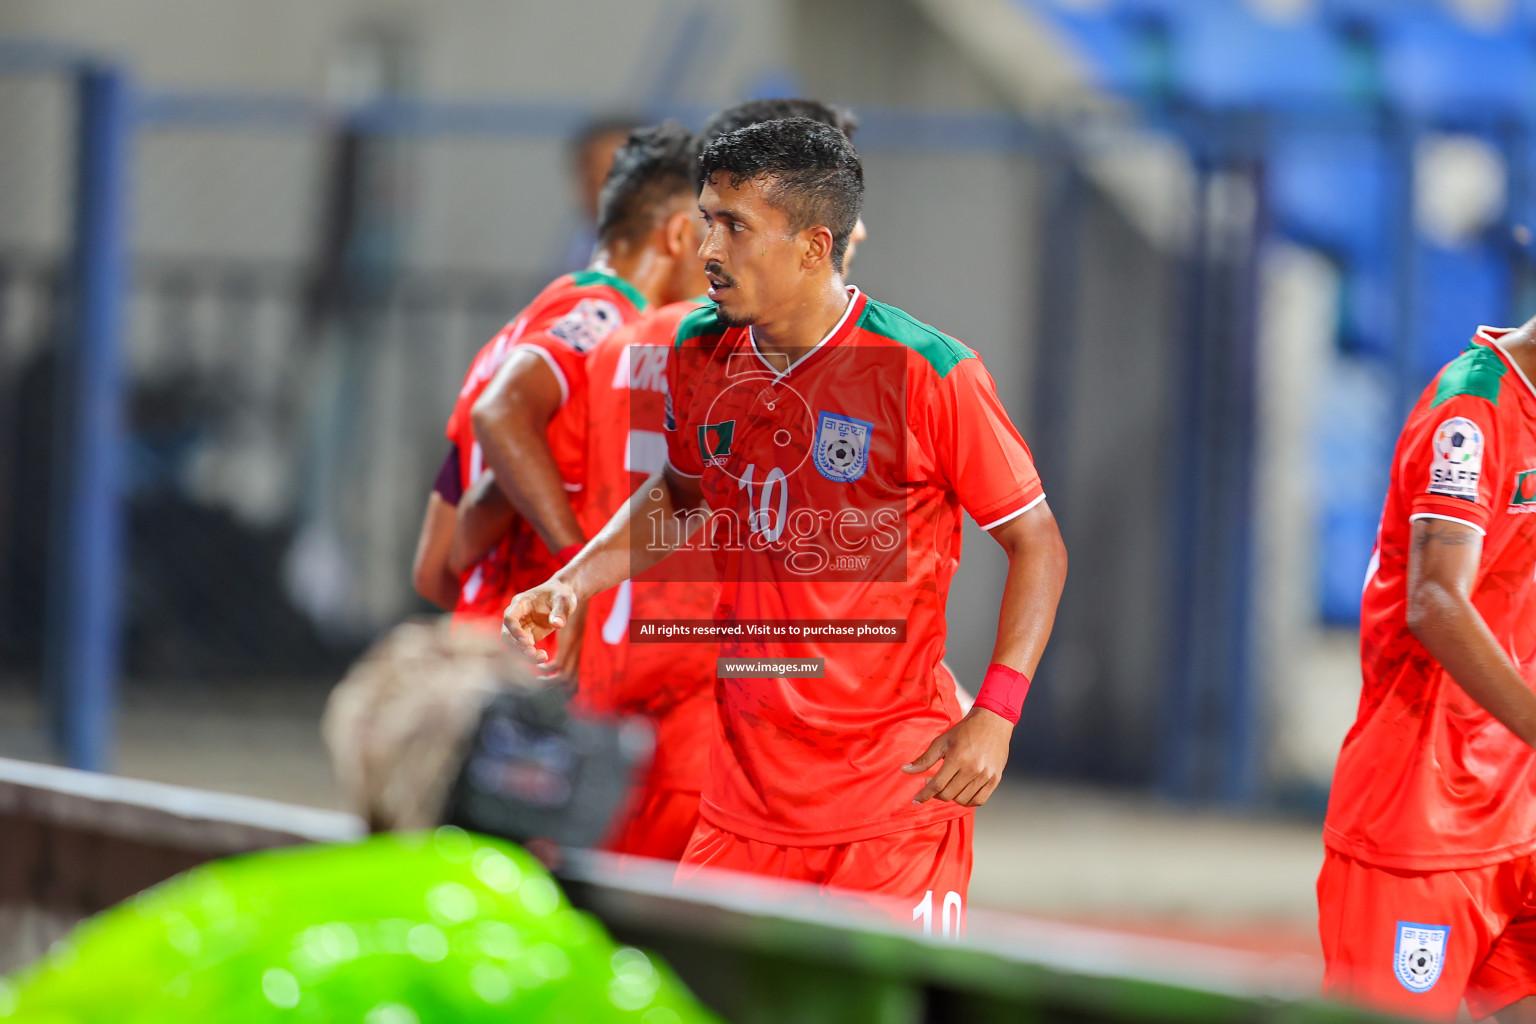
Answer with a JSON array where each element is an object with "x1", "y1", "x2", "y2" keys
[{"x1": 1040, "y1": 187, "x2": 1178, "y2": 782}]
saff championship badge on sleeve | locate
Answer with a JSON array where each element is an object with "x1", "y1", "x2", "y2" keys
[{"x1": 1428, "y1": 417, "x2": 1484, "y2": 502}]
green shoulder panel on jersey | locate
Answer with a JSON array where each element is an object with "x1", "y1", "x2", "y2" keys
[
  {"x1": 1432, "y1": 344, "x2": 1507, "y2": 408},
  {"x1": 675, "y1": 302, "x2": 727, "y2": 349},
  {"x1": 856, "y1": 298, "x2": 975, "y2": 378},
  {"x1": 569, "y1": 269, "x2": 648, "y2": 313}
]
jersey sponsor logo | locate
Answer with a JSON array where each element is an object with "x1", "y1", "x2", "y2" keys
[
  {"x1": 1427, "y1": 416, "x2": 1484, "y2": 502},
  {"x1": 812, "y1": 411, "x2": 872, "y2": 483},
  {"x1": 1393, "y1": 922, "x2": 1449, "y2": 993},
  {"x1": 698, "y1": 420, "x2": 735, "y2": 467},
  {"x1": 547, "y1": 298, "x2": 623, "y2": 353},
  {"x1": 1511, "y1": 468, "x2": 1536, "y2": 512}
]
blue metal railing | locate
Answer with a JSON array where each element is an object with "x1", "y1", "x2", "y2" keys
[{"x1": 2, "y1": 49, "x2": 134, "y2": 773}]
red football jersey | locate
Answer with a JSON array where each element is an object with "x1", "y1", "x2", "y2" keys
[
  {"x1": 663, "y1": 288, "x2": 1044, "y2": 845},
  {"x1": 444, "y1": 269, "x2": 647, "y2": 626},
  {"x1": 575, "y1": 300, "x2": 719, "y2": 791},
  {"x1": 1325, "y1": 330, "x2": 1536, "y2": 871}
]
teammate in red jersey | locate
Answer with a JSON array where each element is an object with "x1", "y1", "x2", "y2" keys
[
  {"x1": 425, "y1": 124, "x2": 704, "y2": 652},
  {"x1": 1319, "y1": 324, "x2": 1536, "y2": 1019},
  {"x1": 504, "y1": 118, "x2": 1067, "y2": 929},
  {"x1": 579, "y1": 100, "x2": 864, "y2": 862}
]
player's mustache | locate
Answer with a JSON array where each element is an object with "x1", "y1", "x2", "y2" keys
[{"x1": 704, "y1": 261, "x2": 736, "y2": 287}]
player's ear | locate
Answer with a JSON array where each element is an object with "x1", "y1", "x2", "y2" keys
[
  {"x1": 662, "y1": 209, "x2": 694, "y2": 259},
  {"x1": 801, "y1": 225, "x2": 835, "y2": 270}
]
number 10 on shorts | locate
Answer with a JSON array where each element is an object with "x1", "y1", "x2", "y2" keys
[{"x1": 913, "y1": 890, "x2": 963, "y2": 938}]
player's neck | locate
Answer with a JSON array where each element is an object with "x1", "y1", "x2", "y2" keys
[
  {"x1": 1495, "y1": 318, "x2": 1536, "y2": 387},
  {"x1": 750, "y1": 278, "x2": 853, "y2": 364},
  {"x1": 589, "y1": 245, "x2": 669, "y2": 309}
]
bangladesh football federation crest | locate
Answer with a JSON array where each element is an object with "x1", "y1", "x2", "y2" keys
[
  {"x1": 1393, "y1": 922, "x2": 1449, "y2": 993},
  {"x1": 813, "y1": 411, "x2": 872, "y2": 483}
]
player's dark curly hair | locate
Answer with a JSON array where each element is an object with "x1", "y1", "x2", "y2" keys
[
  {"x1": 698, "y1": 117, "x2": 864, "y2": 273},
  {"x1": 596, "y1": 121, "x2": 702, "y2": 248},
  {"x1": 701, "y1": 98, "x2": 858, "y2": 143}
]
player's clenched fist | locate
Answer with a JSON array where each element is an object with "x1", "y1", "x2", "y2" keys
[
  {"x1": 902, "y1": 708, "x2": 1014, "y2": 808},
  {"x1": 501, "y1": 579, "x2": 580, "y2": 664}
]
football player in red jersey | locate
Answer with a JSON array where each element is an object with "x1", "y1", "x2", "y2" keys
[
  {"x1": 504, "y1": 118, "x2": 1067, "y2": 929},
  {"x1": 419, "y1": 124, "x2": 704, "y2": 654},
  {"x1": 580, "y1": 100, "x2": 862, "y2": 862},
  {"x1": 1319, "y1": 323, "x2": 1536, "y2": 1019}
]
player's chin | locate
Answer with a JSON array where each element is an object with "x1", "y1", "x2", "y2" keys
[{"x1": 713, "y1": 296, "x2": 754, "y2": 328}]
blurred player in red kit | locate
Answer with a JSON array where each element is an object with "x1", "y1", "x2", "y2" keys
[
  {"x1": 411, "y1": 118, "x2": 635, "y2": 612},
  {"x1": 413, "y1": 124, "x2": 705, "y2": 662},
  {"x1": 1320, "y1": 323, "x2": 1536, "y2": 1019},
  {"x1": 504, "y1": 118, "x2": 1067, "y2": 930},
  {"x1": 579, "y1": 100, "x2": 863, "y2": 861}
]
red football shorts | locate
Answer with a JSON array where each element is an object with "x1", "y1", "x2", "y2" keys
[
  {"x1": 675, "y1": 815, "x2": 972, "y2": 936},
  {"x1": 1318, "y1": 849, "x2": 1536, "y2": 1020},
  {"x1": 602, "y1": 785, "x2": 701, "y2": 862}
]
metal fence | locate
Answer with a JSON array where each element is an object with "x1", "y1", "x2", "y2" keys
[{"x1": 2, "y1": 756, "x2": 1369, "y2": 1023}]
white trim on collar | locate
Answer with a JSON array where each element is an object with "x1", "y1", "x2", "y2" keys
[
  {"x1": 748, "y1": 287, "x2": 860, "y2": 379},
  {"x1": 1475, "y1": 326, "x2": 1536, "y2": 402}
]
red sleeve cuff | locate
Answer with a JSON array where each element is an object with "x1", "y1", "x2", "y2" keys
[
  {"x1": 1407, "y1": 497, "x2": 1491, "y2": 534},
  {"x1": 975, "y1": 490, "x2": 1045, "y2": 532}
]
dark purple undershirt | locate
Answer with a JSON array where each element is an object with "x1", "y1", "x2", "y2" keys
[{"x1": 434, "y1": 444, "x2": 462, "y2": 505}]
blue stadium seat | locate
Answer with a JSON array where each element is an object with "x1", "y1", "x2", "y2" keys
[
  {"x1": 1318, "y1": 0, "x2": 1438, "y2": 18},
  {"x1": 1030, "y1": 0, "x2": 1536, "y2": 116},
  {"x1": 1269, "y1": 131, "x2": 1386, "y2": 261},
  {"x1": 1376, "y1": 10, "x2": 1536, "y2": 119},
  {"x1": 1171, "y1": 5, "x2": 1354, "y2": 107}
]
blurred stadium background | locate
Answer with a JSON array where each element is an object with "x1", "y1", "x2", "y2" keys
[{"x1": 2, "y1": 0, "x2": 1533, "y2": 975}]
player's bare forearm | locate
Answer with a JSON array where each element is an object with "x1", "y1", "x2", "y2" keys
[
  {"x1": 563, "y1": 465, "x2": 704, "y2": 600},
  {"x1": 987, "y1": 500, "x2": 1068, "y2": 677},
  {"x1": 411, "y1": 492, "x2": 460, "y2": 610},
  {"x1": 904, "y1": 500, "x2": 1067, "y2": 808},
  {"x1": 502, "y1": 464, "x2": 705, "y2": 659},
  {"x1": 471, "y1": 350, "x2": 585, "y2": 552},
  {"x1": 1407, "y1": 517, "x2": 1536, "y2": 749},
  {"x1": 448, "y1": 471, "x2": 518, "y2": 575}
]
